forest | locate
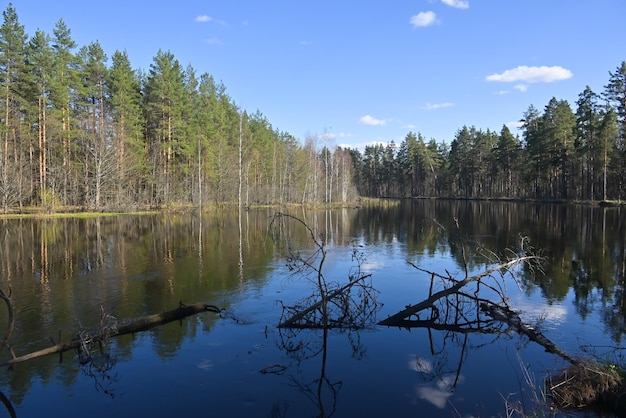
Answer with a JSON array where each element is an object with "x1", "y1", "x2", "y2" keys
[
  {"x1": 0, "y1": 4, "x2": 358, "y2": 212},
  {"x1": 0, "y1": 4, "x2": 625, "y2": 213},
  {"x1": 352, "y1": 66, "x2": 626, "y2": 201}
]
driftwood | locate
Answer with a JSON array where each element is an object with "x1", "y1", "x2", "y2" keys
[{"x1": 1, "y1": 302, "x2": 221, "y2": 368}]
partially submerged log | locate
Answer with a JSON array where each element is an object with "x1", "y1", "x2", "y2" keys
[
  {"x1": 1, "y1": 302, "x2": 222, "y2": 368},
  {"x1": 378, "y1": 257, "x2": 535, "y2": 327},
  {"x1": 480, "y1": 302, "x2": 580, "y2": 365}
]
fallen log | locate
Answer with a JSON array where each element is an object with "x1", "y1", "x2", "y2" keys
[
  {"x1": 1, "y1": 302, "x2": 222, "y2": 368},
  {"x1": 480, "y1": 302, "x2": 580, "y2": 365},
  {"x1": 378, "y1": 257, "x2": 535, "y2": 326}
]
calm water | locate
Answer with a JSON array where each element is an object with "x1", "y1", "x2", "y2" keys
[{"x1": 0, "y1": 200, "x2": 625, "y2": 417}]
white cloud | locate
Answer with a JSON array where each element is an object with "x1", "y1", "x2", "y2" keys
[
  {"x1": 318, "y1": 132, "x2": 335, "y2": 140},
  {"x1": 360, "y1": 115, "x2": 387, "y2": 126},
  {"x1": 506, "y1": 120, "x2": 525, "y2": 130},
  {"x1": 410, "y1": 11, "x2": 438, "y2": 28},
  {"x1": 511, "y1": 296, "x2": 568, "y2": 326},
  {"x1": 486, "y1": 65, "x2": 573, "y2": 83},
  {"x1": 416, "y1": 375, "x2": 465, "y2": 409},
  {"x1": 441, "y1": 0, "x2": 469, "y2": 9},
  {"x1": 195, "y1": 15, "x2": 212, "y2": 23},
  {"x1": 205, "y1": 38, "x2": 223, "y2": 46},
  {"x1": 422, "y1": 102, "x2": 454, "y2": 110},
  {"x1": 513, "y1": 84, "x2": 528, "y2": 92},
  {"x1": 409, "y1": 355, "x2": 433, "y2": 373}
]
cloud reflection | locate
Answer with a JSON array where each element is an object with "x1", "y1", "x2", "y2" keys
[{"x1": 415, "y1": 375, "x2": 464, "y2": 409}]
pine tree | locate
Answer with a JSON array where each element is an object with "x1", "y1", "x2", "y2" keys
[
  {"x1": 494, "y1": 125, "x2": 521, "y2": 197},
  {"x1": 0, "y1": 3, "x2": 28, "y2": 211},
  {"x1": 540, "y1": 98, "x2": 576, "y2": 198},
  {"x1": 143, "y1": 49, "x2": 186, "y2": 205},
  {"x1": 605, "y1": 61, "x2": 626, "y2": 143},
  {"x1": 50, "y1": 18, "x2": 78, "y2": 205},
  {"x1": 604, "y1": 61, "x2": 626, "y2": 199},
  {"x1": 25, "y1": 29, "x2": 54, "y2": 206},
  {"x1": 575, "y1": 86, "x2": 602, "y2": 200},
  {"x1": 77, "y1": 41, "x2": 110, "y2": 208},
  {"x1": 109, "y1": 50, "x2": 144, "y2": 207}
]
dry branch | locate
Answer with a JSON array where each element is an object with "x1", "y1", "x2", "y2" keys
[
  {"x1": 1, "y1": 302, "x2": 221, "y2": 368},
  {"x1": 378, "y1": 256, "x2": 536, "y2": 326},
  {"x1": 278, "y1": 274, "x2": 371, "y2": 328}
]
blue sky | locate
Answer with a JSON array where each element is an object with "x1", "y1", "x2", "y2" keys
[{"x1": 7, "y1": 0, "x2": 626, "y2": 149}]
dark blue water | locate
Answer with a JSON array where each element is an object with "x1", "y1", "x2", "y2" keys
[{"x1": 0, "y1": 201, "x2": 624, "y2": 417}]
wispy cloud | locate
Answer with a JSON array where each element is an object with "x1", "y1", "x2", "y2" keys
[
  {"x1": 195, "y1": 15, "x2": 212, "y2": 23},
  {"x1": 410, "y1": 11, "x2": 438, "y2": 28},
  {"x1": 506, "y1": 120, "x2": 525, "y2": 130},
  {"x1": 422, "y1": 102, "x2": 454, "y2": 110},
  {"x1": 299, "y1": 40, "x2": 313, "y2": 46},
  {"x1": 486, "y1": 65, "x2": 573, "y2": 83},
  {"x1": 441, "y1": 0, "x2": 469, "y2": 9},
  {"x1": 205, "y1": 38, "x2": 223, "y2": 46},
  {"x1": 360, "y1": 115, "x2": 387, "y2": 126},
  {"x1": 513, "y1": 84, "x2": 528, "y2": 92}
]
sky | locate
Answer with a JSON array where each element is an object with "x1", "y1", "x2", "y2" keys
[{"x1": 6, "y1": 0, "x2": 626, "y2": 150}]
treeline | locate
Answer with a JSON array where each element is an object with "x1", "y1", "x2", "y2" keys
[
  {"x1": 351, "y1": 61, "x2": 626, "y2": 201},
  {"x1": 0, "y1": 4, "x2": 357, "y2": 212},
  {"x1": 3, "y1": 4, "x2": 624, "y2": 212}
]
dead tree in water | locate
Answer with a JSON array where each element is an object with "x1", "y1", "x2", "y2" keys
[
  {"x1": 270, "y1": 212, "x2": 375, "y2": 417},
  {"x1": 0, "y1": 302, "x2": 222, "y2": 368},
  {"x1": 270, "y1": 212, "x2": 379, "y2": 330}
]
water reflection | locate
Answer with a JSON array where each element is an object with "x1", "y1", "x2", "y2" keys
[
  {"x1": 0, "y1": 202, "x2": 625, "y2": 416},
  {"x1": 270, "y1": 212, "x2": 379, "y2": 417},
  {"x1": 358, "y1": 200, "x2": 626, "y2": 340}
]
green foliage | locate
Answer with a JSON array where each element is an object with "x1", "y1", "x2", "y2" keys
[
  {"x1": 39, "y1": 188, "x2": 61, "y2": 212},
  {"x1": 0, "y1": 3, "x2": 624, "y2": 209},
  {"x1": 356, "y1": 74, "x2": 624, "y2": 201}
]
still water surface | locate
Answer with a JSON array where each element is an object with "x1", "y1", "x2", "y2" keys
[{"x1": 0, "y1": 200, "x2": 625, "y2": 417}]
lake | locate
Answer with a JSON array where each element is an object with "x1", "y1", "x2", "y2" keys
[{"x1": 0, "y1": 200, "x2": 624, "y2": 417}]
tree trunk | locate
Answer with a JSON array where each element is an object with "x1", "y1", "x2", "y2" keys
[{"x1": 1, "y1": 302, "x2": 221, "y2": 368}]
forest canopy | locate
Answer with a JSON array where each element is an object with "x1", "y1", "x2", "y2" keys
[
  {"x1": 0, "y1": 3, "x2": 624, "y2": 212},
  {"x1": 352, "y1": 65, "x2": 626, "y2": 202}
]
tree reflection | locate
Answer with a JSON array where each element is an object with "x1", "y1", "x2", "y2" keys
[
  {"x1": 80, "y1": 352, "x2": 120, "y2": 398},
  {"x1": 379, "y1": 223, "x2": 548, "y2": 410},
  {"x1": 270, "y1": 212, "x2": 380, "y2": 417}
]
